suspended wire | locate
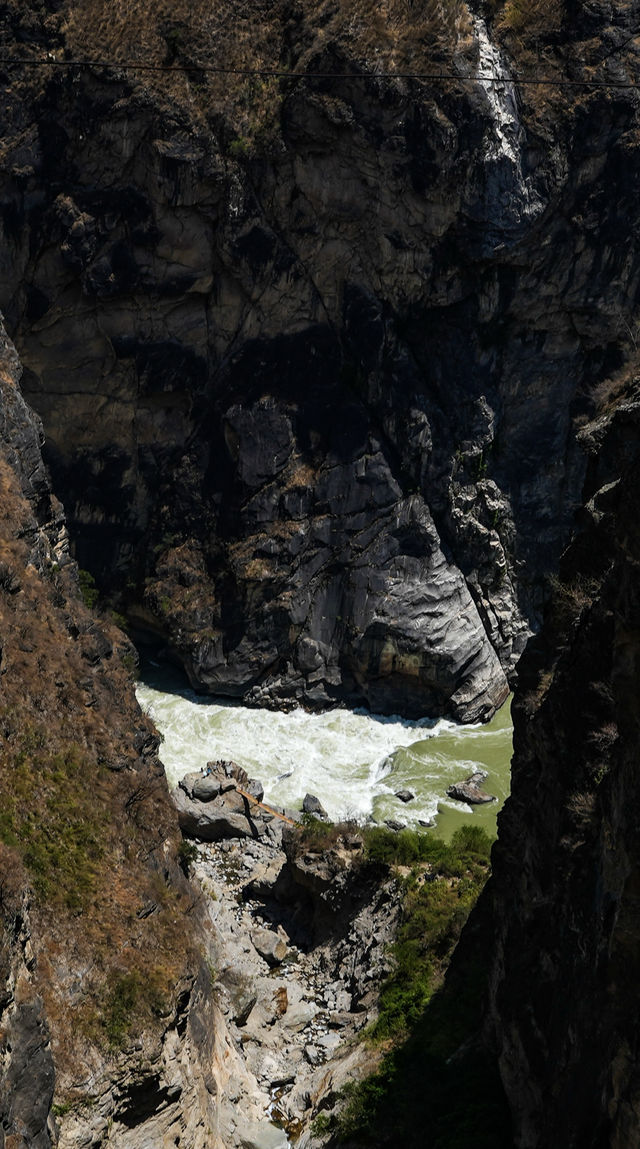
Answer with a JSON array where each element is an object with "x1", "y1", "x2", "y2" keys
[{"x1": 0, "y1": 54, "x2": 638, "y2": 90}]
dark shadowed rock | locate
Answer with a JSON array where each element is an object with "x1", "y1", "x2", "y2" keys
[
  {"x1": 302, "y1": 794, "x2": 328, "y2": 818},
  {"x1": 446, "y1": 774, "x2": 496, "y2": 805},
  {"x1": 395, "y1": 789, "x2": 415, "y2": 803}
]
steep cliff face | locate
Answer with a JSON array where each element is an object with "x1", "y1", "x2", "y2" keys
[
  {"x1": 2, "y1": 0, "x2": 637, "y2": 719},
  {"x1": 486, "y1": 375, "x2": 640, "y2": 1147},
  {"x1": 0, "y1": 318, "x2": 221, "y2": 1146}
]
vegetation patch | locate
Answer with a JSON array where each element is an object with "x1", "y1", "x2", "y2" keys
[
  {"x1": 100, "y1": 970, "x2": 168, "y2": 1048},
  {"x1": 78, "y1": 568, "x2": 99, "y2": 610},
  {"x1": 318, "y1": 824, "x2": 511, "y2": 1147},
  {"x1": 0, "y1": 734, "x2": 106, "y2": 911},
  {"x1": 362, "y1": 825, "x2": 493, "y2": 1044}
]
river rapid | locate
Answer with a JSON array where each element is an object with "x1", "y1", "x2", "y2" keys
[{"x1": 137, "y1": 667, "x2": 513, "y2": 841}]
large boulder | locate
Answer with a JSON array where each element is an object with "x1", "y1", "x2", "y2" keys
[
  {"x1": 251, "y1": 928, "x2": 287, "y2": 967},
  {"x1": 236, "y1": 1122, "x2": 289, "y2": 1149},
  {"x1": 191, "y1": 775, "x2": 223, "y2": 801},
  {"x1": 242, "y1": 857, "x2": 288, "y2": 900},
  {"x1": 172, "y1": 786, "x2": 262, "y2": 840}
]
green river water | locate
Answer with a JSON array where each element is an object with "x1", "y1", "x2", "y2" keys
[{"x1": 137, "y1": 668, "x2": 513, "y2": 841}]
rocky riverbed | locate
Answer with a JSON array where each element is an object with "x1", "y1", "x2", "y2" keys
[{"x1": 175, "y1": 768, "x2": 401, "y2": 1148}]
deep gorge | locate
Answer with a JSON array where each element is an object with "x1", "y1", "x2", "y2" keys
[{"x1": 1, "y1": 0, "x2": 640, "y2": 1145}]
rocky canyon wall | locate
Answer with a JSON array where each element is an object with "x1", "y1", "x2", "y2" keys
[
  {"x1": 3, "y1": 1, "x2": 640, "y2": 1144},
  {"x1": 0, "y1": 316, "x2": 224, "y2": 1146},
  {"x1": 483, "y1": 376, "x2": 640, "y2": 1147},
  {"x1": 2, "y1": 0, "x2": 638, "y2": 719}
]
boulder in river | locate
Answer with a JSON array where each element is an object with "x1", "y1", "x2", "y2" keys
[
  {"x1": 447, "y1": 771, "x2": 496, "y2": 805},
  {"x1": 395, "y1": 789, "x2": 415, "y2": 803}
]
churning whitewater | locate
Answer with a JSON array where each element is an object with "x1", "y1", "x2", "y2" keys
[{"x1": 137, "y1": 669, "x2": 513, "y2": 838}]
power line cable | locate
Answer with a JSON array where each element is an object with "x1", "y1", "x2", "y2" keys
[{"x1": 0, "y1": 54, "x2": 638, "y2": 90}]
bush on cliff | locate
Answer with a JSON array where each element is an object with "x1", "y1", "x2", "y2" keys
[{"x1": 323, "y1": 823, "x2": 511, "y2": 1147}]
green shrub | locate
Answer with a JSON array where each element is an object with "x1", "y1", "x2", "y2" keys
[
  {"x1": 78, "y1": 569, "x2": 99, "y2": 610},
  {"x1": 324, "y1": 822, "x2": 499, "y2": 1144},
  {"x1": 0, "y1": 742, "x2": 105, "y2": 911},
  {"x1": 178, "y1": 839, "x2": 199, "y2": 876},
  {"x1": 362, "y1": 824, "x2": 493, "y2": 872},
  {"x1": 102, "y1": 969, "x2": 168, "y2": 1048}
]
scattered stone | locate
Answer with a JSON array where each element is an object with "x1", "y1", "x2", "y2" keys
[
  {"x1": 242, "y1": 857, "x2": 286, "y2": 900},
  {"x1": 384, "y1": 819, "x2": 405, "y2": 832},
  {"x1": 395, "y1": 789, "x2": 415, "y2": 803},
  {"x1": 317, "y1": 1032, "x2": 341, "y2": 1054},
  {"x1": 220, "y1": 968, "x2": 258, "y2": 1027},
  {"x1": 334, "y1": 989, "x2": 352, "y2": 1012},
  {"x1": 304, "y1": 1044, "x2": 323, "y2": 1066},
  {"x1": 328, "y1": 1011, "x2": 351, "y2": 1028},
  {"x1": 251, "y1": 928, "x2": 288, "y2": 967},
  {"x1": 281, "y1": 1000, "x2": 317, "y2": 1032}
]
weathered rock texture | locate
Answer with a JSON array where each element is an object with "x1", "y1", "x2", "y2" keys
[
  {"x1": 484, "y1": 378, "x2": 640, "y2": 1147},
  {"x1": 3, "y1": 0, "x2": 638, "y2": 719},
  {"x1": 0, "y1": 318, "x2": 220, "y2": 1146},
  {"x1": 195, "y1": 829, "x2": 400, "y2": 1143}
]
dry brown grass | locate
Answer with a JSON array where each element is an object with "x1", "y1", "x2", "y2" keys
[
  {"x1": 57, "y1": 0, "x2": 474, "y2": 140},
  {"x1": 494, "y1": 0, "x2": 563, "y2": 42},
  {"x1": 0, "y1": 438, "x2": 200, "y2": 1087}
]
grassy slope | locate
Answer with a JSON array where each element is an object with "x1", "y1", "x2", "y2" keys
[{"x1": 0, "y1": 349, "x2": 201, "y2": 1102}]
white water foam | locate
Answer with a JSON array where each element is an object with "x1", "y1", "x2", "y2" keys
[{"x1": 136, "y1": 674, "x2": 513, "y2": 832}]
